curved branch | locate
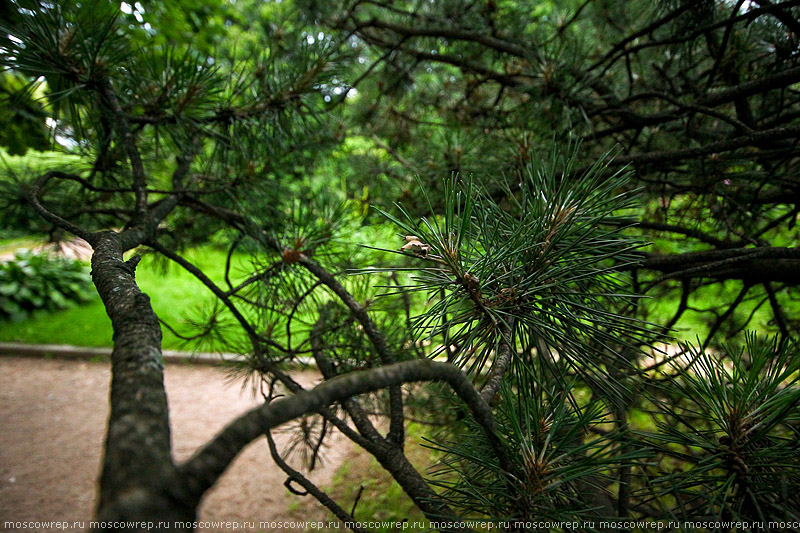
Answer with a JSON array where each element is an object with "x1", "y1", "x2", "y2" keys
[
  {"x1": 265, "y1": 432, "x2": 370, "y2": 533},
  {"x1": 299, "y1": 257, "x2": 406, "y2": 445},
  {"x1": 480, "y1": 318, "x2": 516, "y2": 403},
  {"x1": 98, "y1": 80, "x2": 148, "y2": 218},
  {"x1": 179, "y1": 197, "x2": 407, "y2": 444},
  {"x1": 311, "y1": 310, "x2": 384, "y2": 442},
  {"x1": 642, "y1": 246, "x2": 800, "y2": 283},
  {"x1": 605, "y1": 219, "x2": 739, "y2": 249},
  {"x1": 587, "y1": 3, "x2": 694, "y2": 72},
  {"x1": 764, "y1": 281, "x2": 790, "y2": 340},
  {"x1": 611, "y1": 124, "x2": 800, "y2": 168},
  {"x1": 353, "y1": 18, "x2": 531, "y2": 59},
  {"x1": 177, "y1": 359, "x2": 501, "y2": 505},
  {"x1": 26, "y1": 172, "x2": 98, "y2": 244},
  {"x1": 752, "y1": 0, "x2": 800, "y2": 36},
  {"x1": 701, "y1": 283, "x2": 751, "y2": 349}
]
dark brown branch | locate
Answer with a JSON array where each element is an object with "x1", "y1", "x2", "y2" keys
[
  {"x1": 177, "y1": 359, "x2": 501, "y2": 509},
  {"x1": 265, "y1": 432, "x2": 370, "y2": 533},
  {"x1": 43, "y1": 171, "x2": 133, "y2": 193},
  {"x1": 664, "y1": 280, "x2": 691, "y2": 331},
  {"x1": 311, "y1": 311, "x2": 383, "y2": 442},
  {"x1": 753, "y1": 0, "x2": 800, "y2": 36},
  {"x1": 148, "y1": 150, "x2": 197, "y2": 225},
  {"x1": 299, "y1": 258, "x2": 406, "y2": 446},
  {"x1": 480, "y1": 318, "x2": 515, "y2": 403},
  {"x1": 642, "y1": 246, "x2": 800, "y2": 283},
  {"x1": 354, "y1": 18, "x2": 531, "y2": 58},
  {"x1": 610, "y1": 124, "x2": 800, "y2": 168},
  {"x1": 356, "y1": 30, "x2": 525, "y2": 87},
  {"x1": 592, "y1": 1, "x2": 800, "y2": 73},
  {"x1": 702, "y1": 283, "x2": 751, "y2": 349},
  {"x1": 705, "y1": 0, "x2": 747, "y2": 90},
  {"x1": 587, "y1": 4, "x2": 694, "y2": 72},
  {"x1": 555, "y1": 0, "x2": 594, "y2": 37},
  {"x1": 764, "y1": 281, "x2": 790, "y2": 340},
  {"x1": 697, "y1": 65, "x2": 800, "y2": 109},
  {"x1": 90, "y1": 230, "x2": 188, "y2": 524},
  {"x1": 607, "y1": 219, "x2": 739, "y2": 249},
  {"x1": 26, "y1": 172, "x2": 98, "y2": 245},
  {"x1": 98, "y1": 80, "x2": 148, "y2": 218}
]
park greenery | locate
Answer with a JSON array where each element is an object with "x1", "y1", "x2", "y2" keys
[
  {"x1": 0, "y1": 250, "x2": 95, "y2": 320},
  {"x1": 2, "y1": 0, "x2": 800, "y2": 531}
]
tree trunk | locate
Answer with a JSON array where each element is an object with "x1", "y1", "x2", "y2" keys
[{"x1": 90, "y1": 231, "x2": 194, "y2": 530}]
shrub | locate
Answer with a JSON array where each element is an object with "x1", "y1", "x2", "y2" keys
[{"x1": 0, "y1": 250, "x2": 95, "y2": 321}]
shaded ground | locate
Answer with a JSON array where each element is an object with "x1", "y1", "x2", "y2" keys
[
  {"x1": 0, "y1": 238, "x2": 93, "y2": 262},
  {"x1": 0, "y1": 356, "x2": 351, "y2": 532}
]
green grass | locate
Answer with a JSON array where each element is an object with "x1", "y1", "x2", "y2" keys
[
  {"x1": 0, "y1": 246, "x2": 252, "y2": 351},
  {"x1": 0, "y1": 222, "x2": 785, "y2": 353},
  {"x1": 645, "y1": 278, "x2": 779, "y2": 345},
  {"x1": 300, "y1": 422, "x2": 432, "y2": 532},
  {"x1": 0, "y1": 236, "x2": 42, "y2": 255},
  {"x1": 0, "y1": 224, "x2": 399, "y2": 353}
]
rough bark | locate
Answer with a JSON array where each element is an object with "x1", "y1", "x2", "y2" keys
[
  {"x1": 178, "y1": 359, "x2": 502, "y2": 531},
  {"x1": 89, "y1": 231, "x2": 193, "y2": 530},
  {"x1": 88, "y1": 232, "x2": 496, "y2": 531},
  {"x1": 642, "y1": 246, "x2": 800, "y2": 283}
]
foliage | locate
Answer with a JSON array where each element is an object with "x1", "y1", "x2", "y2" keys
[
  {"x1": 0, "y1": 148, "x2": 84, "y2": 235},
  {"x1": 308, "y1": 0, "x2": 800, "y2": 346},
  {"x1": 2, "y1": 0, "x2": 800, "y2": 530},
  {"x1": 647, "y1": 334, "x2": 800, "y2": 522},
  {"x1": 428, "y1": 383, "x2": 639, "y2": 523},
  {"x1": 370, "y1": 146, "x2": 652, "y2": 399},
  {"x1": 0, "y1": 72, "x2": 51, "y2": 155},
  {"x1": 0, "y1": 250, "x2": 95, "y2": 321},
  {"x1": 363, "y1": 152, "x2": 656, "y2": 522}
]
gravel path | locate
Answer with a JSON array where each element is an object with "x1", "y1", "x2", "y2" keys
[{"x1": 0, "y1": 356, "x2": 350, "y2": 532}]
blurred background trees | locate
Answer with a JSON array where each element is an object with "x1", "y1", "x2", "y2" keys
[
  {"x1": 307, "y1": 0, "x2": 800, "y2": 348},
  {"x1": 2, "y1": 0, "x2": 800, "y2": 529}
]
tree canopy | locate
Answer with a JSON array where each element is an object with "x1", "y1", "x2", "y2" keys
[{"x1": 2, "y1": 0, "x2": 800, "y2": 530}]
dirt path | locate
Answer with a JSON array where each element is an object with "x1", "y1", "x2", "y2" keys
[
  {"x1": 0, "y1": 356, "x2": 350, "y2": 532},
  {"x1": 0, "y1": 239, "x2": 94, "y2": 262}
]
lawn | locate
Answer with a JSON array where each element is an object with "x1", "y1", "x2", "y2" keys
[
  {"x1": 284, "y1": 421, "x2": 433, "y2": 532},
  {"x1": 0, "y1": 228, "x2": 781, "y2": 352},
  {"x1": 0, "y1": 246, "x2": 252, "y2": 351},
  {"x1": 0, "y1": 236, "x2": 43, "y2": 256},
  {"x1": 0, "y1": 223, "x2": 399, "y2": 353}
]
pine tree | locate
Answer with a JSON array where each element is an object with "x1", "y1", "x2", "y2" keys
[{"x1": 2, "y1": 0, "x2": 800, "y2": 531}]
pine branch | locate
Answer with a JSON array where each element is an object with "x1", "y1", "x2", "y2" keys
[
  {"x1": 265, "y1": 431, "x2": 369, "y2": 533},
  {"x1": 178, "y1": 359, "x2": 501, "y2": 507}
]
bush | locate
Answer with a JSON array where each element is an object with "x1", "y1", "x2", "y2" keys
[{"x1": 0, "y1": 251, "x2": 95, "y2": 321}]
